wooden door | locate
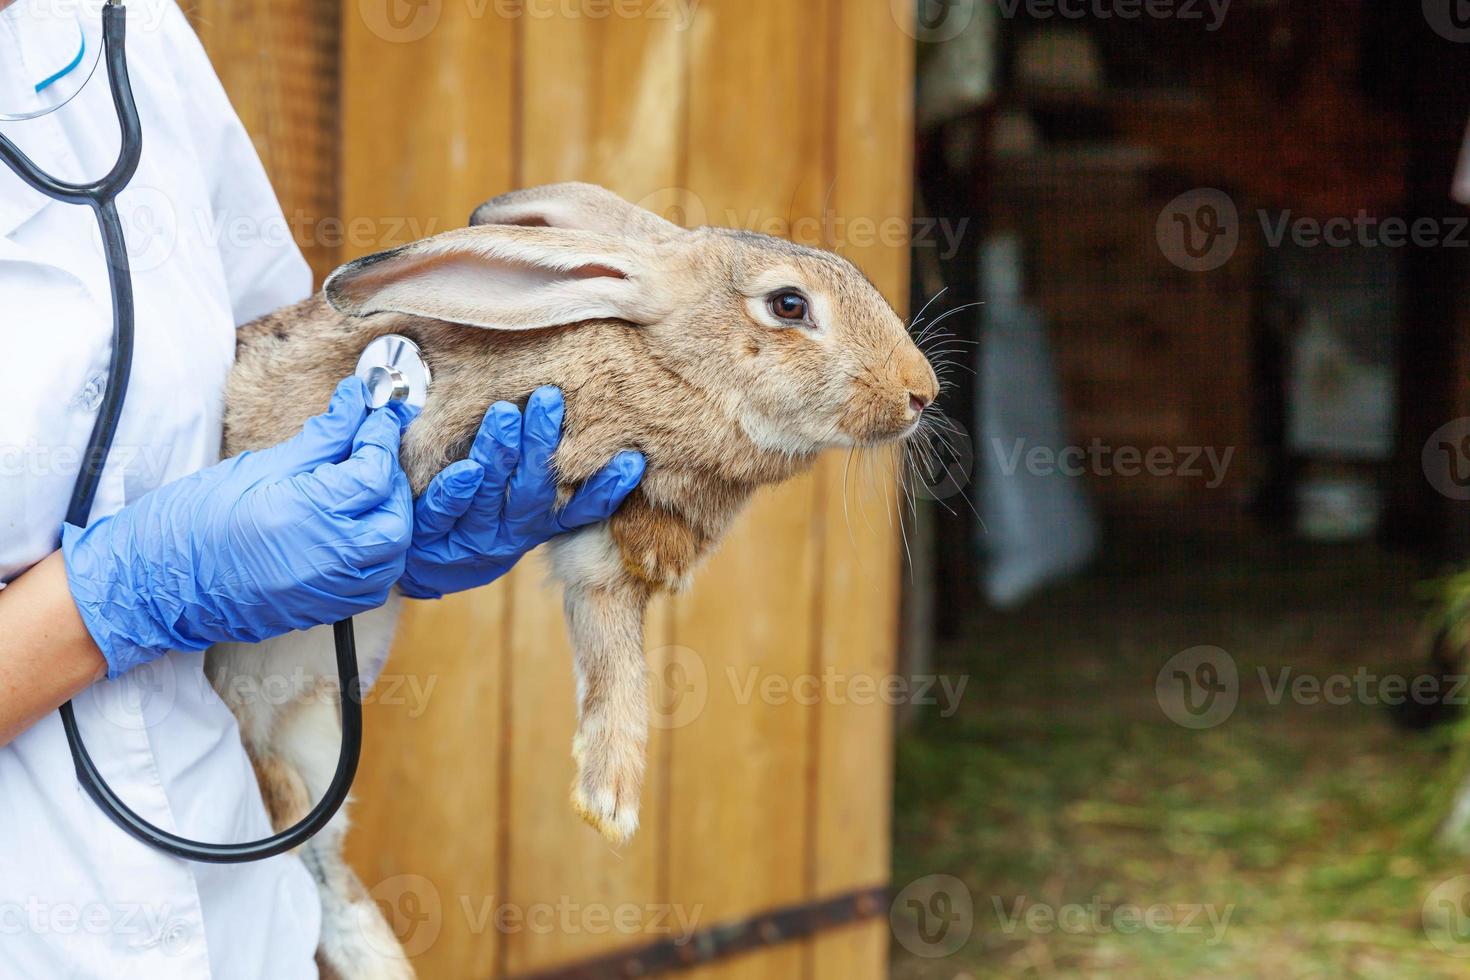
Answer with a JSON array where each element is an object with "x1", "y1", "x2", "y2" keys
[{"x1": 194, "y1": 1, "x2": 913, "y2": 974}]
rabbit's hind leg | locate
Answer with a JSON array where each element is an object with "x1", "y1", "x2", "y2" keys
[{"x1": 551, "y1": 526, "x2": 656, "y2": 846}]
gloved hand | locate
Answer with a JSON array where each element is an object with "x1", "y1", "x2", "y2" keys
[
  {"x1": 62, "y1": 377, "x2": 414, "y2": 679},
  {"x1": 397, "y1": 386, "x2": 644, "y2": 600}
]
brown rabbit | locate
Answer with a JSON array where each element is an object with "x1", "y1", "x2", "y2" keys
[{"x1": 208, "y1": 182, "x2": 937, "y2": 977}]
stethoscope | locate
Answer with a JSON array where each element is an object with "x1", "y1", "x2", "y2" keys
[{"x1": 0, "y1": 0, "x2": 410, "y2": 863}]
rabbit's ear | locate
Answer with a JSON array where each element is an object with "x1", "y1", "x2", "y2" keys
[
  {"x1": 469, "y1": 181, "x2": 684, "y2": 242},
  {"x1": 324, "y1": 225, "x2": 673, "y2": 330}
]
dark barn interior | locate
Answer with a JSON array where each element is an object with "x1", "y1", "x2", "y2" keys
[{"x1": 893, "y1": 2, "x2": 1470, "y2": 975}]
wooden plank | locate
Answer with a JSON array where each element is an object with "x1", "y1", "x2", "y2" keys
[
  {"x1": 664, "y1": 2, "x2": 834, "y2": 977},
  {"x1": 339, "y1": 1, "x2": 516, "y2": 256},
  {"x1": 344, "y1": 587, "x2": 512, "y2": 978},
  {"x1": 502, "y1": 11, "x2": 688, "y2": 972},
  {"x1": 811, "y1": 1, "x2": 911, "y2": 975},
  {"x1": 338, "y1": 4, "x2": 519, "y2": 977},
  {"x1": 807, "y1": 2, "x2": 913, "y2": 975},
  {"x1": 189, "y1": 0, "x2": 342, "y2": 283}
]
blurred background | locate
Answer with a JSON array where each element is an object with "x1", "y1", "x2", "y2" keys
[
  {"x1": 896, "y1": 1, "x2": 1470, "y2": 977},
  {"x1": 190, "y1": 0, "x2": 1470, "y2": 976}
]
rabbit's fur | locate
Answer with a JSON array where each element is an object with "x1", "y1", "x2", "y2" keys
[{"x1": 207, "y1": 183, "x2": 936, "y2": 978}]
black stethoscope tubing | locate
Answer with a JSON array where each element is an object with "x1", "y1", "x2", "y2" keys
[{"x1": 0, "y1": 0, "x2": 363, "y2": 864}]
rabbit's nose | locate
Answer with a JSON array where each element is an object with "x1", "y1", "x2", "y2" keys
[{"x1": 909, "y1": 392, "x2": 931, "y2": 415}]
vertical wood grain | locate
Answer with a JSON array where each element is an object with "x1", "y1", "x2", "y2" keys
[
  {"x1": 338, "y1": 3, "x2": 518, "y2": 976},
  {"x1": 808, "y1": 2, "x2": 915, "y2": 975},
  {"x1": 664, "y1": 1, "x2": 834, "y2": 977},
  {"x1": 339, "y1": 0, "x2": 517, "y2": 249},
  {"x1": 503, "y1": 9, "x2": 689, "y2": 973}
]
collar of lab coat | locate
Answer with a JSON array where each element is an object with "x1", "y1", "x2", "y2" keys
[{"x1": 0, "y1": 6, "x2": 93, "y2": 246}]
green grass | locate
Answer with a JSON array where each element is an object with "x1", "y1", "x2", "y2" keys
[{"x1": 891, "y1": 534, "x2": 1470, "y2": 979}]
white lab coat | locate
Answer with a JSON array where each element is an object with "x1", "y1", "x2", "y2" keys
[{"x1": 0, "y1": 1, "x2": 322, "y2": 976}]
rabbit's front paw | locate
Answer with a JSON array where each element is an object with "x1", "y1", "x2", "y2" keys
[{"x1": 569, "y1": 722, "x2": 644, "y2": 845}]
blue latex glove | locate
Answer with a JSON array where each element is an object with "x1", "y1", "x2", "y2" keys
[
  {"x1": 398, "y1": 386, "x2": 644, "y2": 600},
  {"x1": 63, "y1": 377, "x2": 414, "y2": 678}
]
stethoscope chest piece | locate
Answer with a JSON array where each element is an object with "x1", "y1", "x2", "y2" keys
[{"x1": 355, "y1": 334, "x2": 431, "y2": 410}]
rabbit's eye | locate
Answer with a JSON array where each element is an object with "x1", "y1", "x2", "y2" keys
[{"x1": 768, "y1": 291, "x2": 810, "y2": 323}]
